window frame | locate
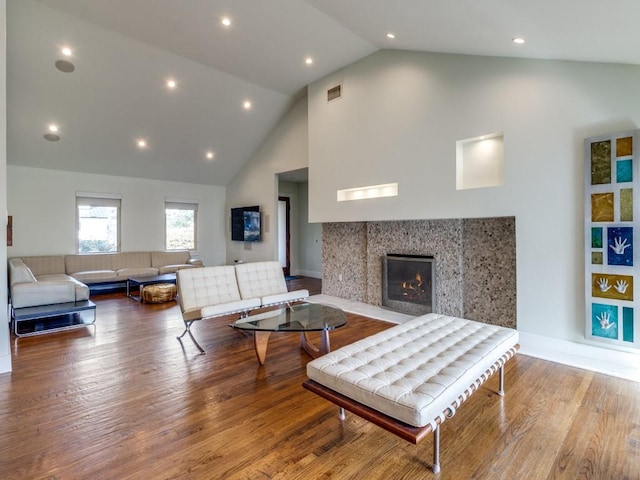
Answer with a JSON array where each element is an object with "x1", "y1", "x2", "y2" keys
[
  {"x1": 76, "y1": 194, "x2": 122, "y2": 254},
  {"x1": 164, "y1": 201, "x2": 198, "y2": 251}
]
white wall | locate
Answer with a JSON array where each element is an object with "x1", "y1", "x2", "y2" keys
[
  {"x1": 226, "y1": 97, "x2": 309, "y2": 264},
  {"x1": 298, "y1": 182, "x2": 322, "y2": 278},
  {"x1": 0, "y1": 0, "x2": 11, "y2": 374},
  {"x1": 308, "y1": 50, "x2": 640, "y2": 347},
  {"x1": 7, "y1": 166, "x2": 227, "y2": 266}
]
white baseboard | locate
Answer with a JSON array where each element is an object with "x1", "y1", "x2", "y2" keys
[
  {"x1": 0, "y1": 353, "x2": 12, "y2": 374},
  {"x1": 296, "y1": 269, "x2": 322, "y2": 279},
  {"x1": 519, "y1": 332, "x2": 640, "y2": 382}
]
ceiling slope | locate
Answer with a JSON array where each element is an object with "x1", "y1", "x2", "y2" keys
[{"x1": 7, "y1": 0, "x2": 640, "y2": 186}]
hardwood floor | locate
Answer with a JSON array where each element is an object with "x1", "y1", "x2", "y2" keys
[{"x1": 1, "y1": 276, "x2": 639, "y2": 479}]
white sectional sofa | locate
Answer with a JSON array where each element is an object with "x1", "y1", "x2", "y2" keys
[
  {"x1": 9, "y1": 251, "x2": 202, "y2": 310},
  {"x1": 176, "y1": 261, "x2": 309, "y2": 354},
  {"x1": 9, "y1": 257, "x2": 90, "y2": 309}
]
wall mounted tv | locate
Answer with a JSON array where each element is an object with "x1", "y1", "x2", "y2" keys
[{"x1": 231, "y1": 206, "x2": 261, "y2": 242}]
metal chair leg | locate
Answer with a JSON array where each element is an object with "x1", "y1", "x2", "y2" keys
[
  {"x1": 432, "y1": 424, "x2": 441, "y2": 473},
  {"x1": 177, "y1": 320, "x2": 205, "y2": 354}
]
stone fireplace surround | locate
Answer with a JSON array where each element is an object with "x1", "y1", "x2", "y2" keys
[{"x1": 322, "y1": 217, "x2": 516, "y2": 328}]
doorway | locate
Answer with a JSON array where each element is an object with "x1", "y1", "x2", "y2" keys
[{"x1": 278, "y1": 196, "x2": 291, "y2": 276}]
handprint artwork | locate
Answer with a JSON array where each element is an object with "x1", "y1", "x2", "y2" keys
[
  {"x1": 609, "y1": 236, "x2": 630, "y2": 255},
  {"x1": 607, "y1": 227, "x2": 633, "y2": 266},
  {"x1": 591, "y1": 303, "x2": 618, "y2": 340},
  {"x1": 615, "y1": 280, "x2": 629, "y2": 294},
  {"x1": 592, "y1": 274, "x2": 633, "y2": 301},
  {"x1": 596, "y1": 311, "x2": 616, "y2": 330}
]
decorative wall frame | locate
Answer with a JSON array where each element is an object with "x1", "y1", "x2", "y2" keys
[
  {"x1": 585, "y1": 130, "x2": 640, "y2": 348},
  {"x1": 6, "y1": 215, "x2": 11, "y2": 247}
]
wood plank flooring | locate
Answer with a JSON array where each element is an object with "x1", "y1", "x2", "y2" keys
[{"x1": 1, "y1": 277, "x2": 639, "y2": 479}]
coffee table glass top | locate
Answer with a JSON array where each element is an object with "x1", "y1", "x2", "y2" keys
[{"x1": 232, "y1": 303, "x2": 346, "y2": 332}]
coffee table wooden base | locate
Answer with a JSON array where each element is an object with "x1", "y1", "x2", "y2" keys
[
  {"x1": 252, "y1": 330, "x2": 331, "y2": 365},
  {"x1": 300, "y1": 331, "x2": 330, "y2": 360}
]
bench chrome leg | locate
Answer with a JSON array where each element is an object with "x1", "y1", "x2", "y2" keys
[
  {"x1": 177, "y1": 320, "x2": 206, "y2": 355},
  {"x1": 432, "y1": 424, "x2": 441, "y2": 473},
  {"x1": 498, "y1": 365, "x2": 505, "y2": 396},
  {"x1": 339, "y1": 407, "x2": 346, "y2": 421}
]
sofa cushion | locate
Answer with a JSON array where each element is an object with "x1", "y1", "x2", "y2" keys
[
  {"x1": 8, "y1": 258, "x2": 37, "y2": 286},
  {"x1": 200, "y1": 298, "x2": 261, "y2": 320},
  {"x1": 70, "y1": 270, "x2": 120, "y2": 284},
  {"x1": 177, "y1": 266, "x2": 246, "y2": 320},
  {"x1": 234, "y1": 261, "x2": 288, "y2": 299},
  {"x1": 11, "y1": 281, "x2": 76, "y2": 309},
  {"x1": 38, "y1": 274, "x2": 91, "y2": 301},
  {"x1": 20, "y1": 255, "x2": 66, "y2": 276},
  {"x1": 151, "y1": 251, "x2": 189, "y2": 268},
  {"x1": 65, "y1": 254, "x2": 114, "y2": 274},
  {"x1": 116, "y1": 267, "x2": 159, "y2": 278},
  {"x1": 262, "y1": 289, "x2": 309, "y2": 307},
  {"x1": 111, "y1": 252, "x2": 152, "y2": 270},
  {"x1": 158, "y1": 263, "x2": 199, "y2": 275}
]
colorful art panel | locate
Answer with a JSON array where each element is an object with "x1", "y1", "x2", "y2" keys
[
  {"x1": 592, "y1": 303, "x2": 618, "y2": 339},
  {"x1": 591, "y1": 193, "x2": 614, "y2": 222},
  {"x1": 623, "y1": 307, "x2": 634, "y2": 343},
  {"x1": 591, "y1": 227, "x2": 603, "y2": 248},
  {"x1": 617, "y1": 159, "x2": 633, "y2": 183},
  {"x1": 586, "y1": 131, "x2": 640, "y2": 349},
  {"x1": 620, "y1": 188, "x2": 633, "y2": 221},
  {"x1": 617, "y1": 136, "x2": 633, "y2": 157},
  {"x1": 607, "y1": 227, "x2": 633, "y2": 266},
  {"x1": 592, "y1": 273, "x2": 633, "y2": 301}
]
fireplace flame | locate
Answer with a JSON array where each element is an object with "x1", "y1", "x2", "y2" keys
[{"x1": 401, "y1": 271, "x2": 424, "y2": 297}]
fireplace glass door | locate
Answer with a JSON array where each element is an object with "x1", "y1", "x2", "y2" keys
[{"x1": 382, "y1": 255, "x2": 434, "y2": 315}]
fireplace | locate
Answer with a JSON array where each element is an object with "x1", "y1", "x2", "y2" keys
[{"x1": 382, "y1": 254, "x2": 435, "y2": 315}]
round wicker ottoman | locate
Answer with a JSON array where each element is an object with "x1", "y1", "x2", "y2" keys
[{"x1": 141, "y1": 283, "x2": 177, "y2": 303}]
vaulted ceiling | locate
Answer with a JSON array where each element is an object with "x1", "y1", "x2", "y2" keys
[{"x1": 7, "y1": 0, "x2": 640, "y2": 186}]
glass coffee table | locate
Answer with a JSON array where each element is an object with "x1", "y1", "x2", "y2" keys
[{"x1": 231, "y1": 303, "x2": 347, "y2": 365}]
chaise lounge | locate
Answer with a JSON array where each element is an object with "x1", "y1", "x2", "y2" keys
[{"x1": 303, "y1": 313, "x2": 519, "y2": 473}]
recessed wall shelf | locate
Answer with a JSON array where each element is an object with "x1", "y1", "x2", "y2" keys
[
  {"x1": 456, "y1": 132, "x2": 504, "y2": 190},
  {"x1": 337, "y1": 183, "x2": 398, "y2": 202}
]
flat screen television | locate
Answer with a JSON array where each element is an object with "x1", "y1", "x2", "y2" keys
[{"x1": 231, "y1": 206, "x2": 261, "y2": 242}]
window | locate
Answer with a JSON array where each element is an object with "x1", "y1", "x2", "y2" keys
[
  {"x1": 165, "y1": 201, "x2": 197, "y2": 250},
  {"x1": 76, "y1": 195, "x2": 121, "y2": 253}
]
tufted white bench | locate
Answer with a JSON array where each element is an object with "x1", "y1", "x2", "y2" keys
[{"x1": 303, "y1": 313, "x2": 519, "y2": 473}]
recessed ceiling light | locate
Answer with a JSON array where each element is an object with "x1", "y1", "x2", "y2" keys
[
  {"x1": 305, "y1": 57, "x2": 313, "y2": 65},
  {"x1": 243, "y1": 100, "x2": 252, "y2": 110},
  {"x1": 386, "y1": 33, "x2": 396, "y2": 39},
  {"x1": 61, "y1": 47, "x2": 72, "y2": 56},
  {"x1": 48, "y1": 124, "x2": 59, "y2": 133},
  {"x1": 137, "y1": 139, "x2": 147, "y2": 148},
  {"x1": 166, "y1": 79, "x2": 177, "y2": 89},
  {"x1": 206, "y1": 151, "x2": 214, "y2": 160},
  {"x1": 512, "y1": 37, "x2": 525, "y2": 45},
  {"x1": 221, "y1": 17, "x2": 231, "y2": 27}
]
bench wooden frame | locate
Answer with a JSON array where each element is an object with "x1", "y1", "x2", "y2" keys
[{"x1": 303, "y1": 345, "x2": 518, "y2": 473}]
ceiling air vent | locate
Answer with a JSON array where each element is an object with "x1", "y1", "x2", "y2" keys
[{"x1": 327, "y1": 84, "x2": 342, "y2": 102}]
